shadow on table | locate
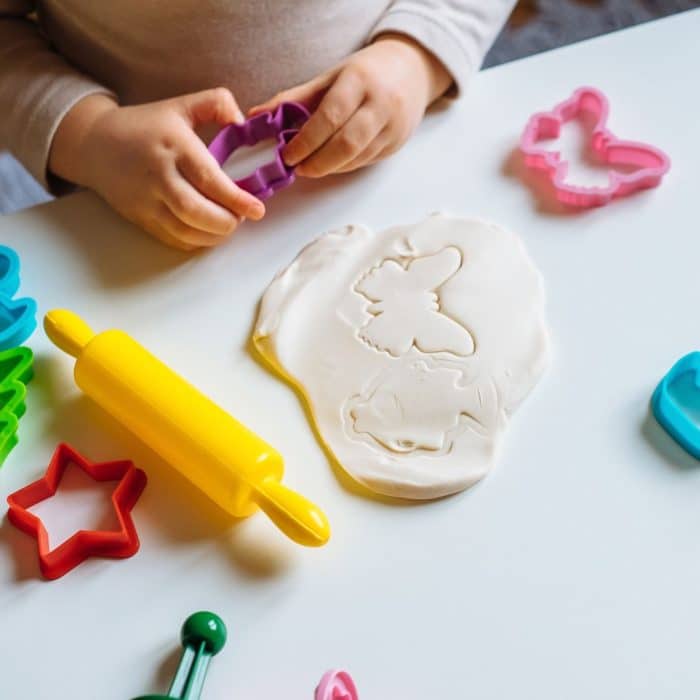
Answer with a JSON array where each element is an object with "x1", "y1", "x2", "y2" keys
[
  {"x1": 0, "y1": 515, "x2": 42, "y2": 581},
  {"x1": 151, "y1": 645, "x2": 183, "y2": 696},
  {"x1": 27, "y1": 194, "x2": 192, "y2": 289},
  {"x1": 501, "y1": 146, "x2": 586, "y2": 216},
  {"x1": 25, "y1": 177, "x2": 342, "y2": 291},
  {"x1": 1, "y1": 351, "x2": 296, "y2": 583},
  {"x1": 640, "y1": 406, "x2": 700, "y2": 472}
]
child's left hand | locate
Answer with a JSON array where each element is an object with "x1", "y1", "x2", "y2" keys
[{"x1": 250, "y1": 34, "x2": 451, "y2": 178}]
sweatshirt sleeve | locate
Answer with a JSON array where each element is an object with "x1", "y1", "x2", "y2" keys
[
  {"x1": 370, "y1": 0, "x2": 516, "y2": 96},
  {"x1": 0, "y1": 2, "x2": 115, "y2": 192}
]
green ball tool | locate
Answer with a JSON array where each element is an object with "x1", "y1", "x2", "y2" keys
[{"x1": 133, "y1": 612, "x2": 227, "y2": 700}]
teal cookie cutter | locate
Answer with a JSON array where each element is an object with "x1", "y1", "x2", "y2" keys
[
  {"x1": 0, "y1": 245, "x2": 20, "y2": 297},
  {"x1": 0, "y1": 245, "x2": 37, "y2": 350},
  {"x1": 651, "y1": 352, "x2": 700, "y2": 459}
]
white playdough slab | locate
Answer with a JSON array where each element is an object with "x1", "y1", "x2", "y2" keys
[{"x1": 254, "y1": 214, "x2": 550, "y2": 498}]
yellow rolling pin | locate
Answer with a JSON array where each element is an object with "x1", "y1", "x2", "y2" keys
[{"x1": 44, "y1": 309, "x2": 330, "y2": 547}]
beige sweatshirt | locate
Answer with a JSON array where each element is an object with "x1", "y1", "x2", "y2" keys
[{"x1": 0, "y1": 1, "x2": 515, "y2": 191}]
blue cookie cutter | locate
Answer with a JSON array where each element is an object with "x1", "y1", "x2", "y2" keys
[
  {"x1": 0, "y1": 245, "x2": 20, "y2": 297},
  {"x1": 0, "y1": 245, "x2": 37, "y2": 350},
  {"x1": 651, "y1": 352, "x2": 700, "y2": 458}
]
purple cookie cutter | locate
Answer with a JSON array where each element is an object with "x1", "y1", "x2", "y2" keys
[{"x1": 208, "y1": 101, "x2": 310, "y2": 200}]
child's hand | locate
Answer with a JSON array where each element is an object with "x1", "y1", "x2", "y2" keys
[
  {"x1": 250, "y1": 34, "x2": 451, "y2": 178},
  {"x1": 49, "y1": 89, "x2": 265, "y2": 251}
]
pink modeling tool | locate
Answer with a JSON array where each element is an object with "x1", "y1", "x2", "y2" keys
[
  {"x1": 315, "y1": 670, "x2": 359, "y2": 700},
  {"x1": 519, "y1": 86, "x2": 670, "y2": 207}
]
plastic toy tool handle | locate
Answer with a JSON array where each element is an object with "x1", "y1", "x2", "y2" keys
[
  {"x1": 254, "y1": 478, "x2": 331, "y2": 547},
  {"x1": 131, "y1": 612, "x2": 227, "y2": 700},
  {"x1": 44, "y1": 308, "x2": 94, "y2": 357},
  {"x1": 169, "y1": 612, "x2": 226, "y2": 699}
]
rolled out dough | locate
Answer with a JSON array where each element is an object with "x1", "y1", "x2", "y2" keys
[{"x1": 253, "y1": 214, "x2": 550, "y2": 499}]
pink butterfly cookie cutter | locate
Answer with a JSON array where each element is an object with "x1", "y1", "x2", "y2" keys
[
  {"x1": 208, "y1": 101, "x2": 310, "y2": 201},
  {"x1": 315, "y1": 670, "x2": 359, "y2": 700},
  {"x1": 519, "y1": 86, "x2": 670, "y2": 208}
]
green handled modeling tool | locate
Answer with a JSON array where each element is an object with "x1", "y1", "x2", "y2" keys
[{"x1": 134, "y1": 612, "x2": 227, "y2": 700}]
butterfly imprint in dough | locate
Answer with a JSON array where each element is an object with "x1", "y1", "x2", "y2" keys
[{"x1": 354, "y1": 246, "x2": 474, "y2": 358}]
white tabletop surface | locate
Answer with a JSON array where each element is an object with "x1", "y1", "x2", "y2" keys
[{"x1": 1, "y1": 11, "x2": 699, "y2": 699}]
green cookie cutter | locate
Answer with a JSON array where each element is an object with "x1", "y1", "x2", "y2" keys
[{"x1": 0, "y1": 346, "x2": 33, "y2": 465}]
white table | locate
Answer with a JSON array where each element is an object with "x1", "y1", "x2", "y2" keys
[{"x1": 1, "y1": 11, "x2": 699, "y2": 698}]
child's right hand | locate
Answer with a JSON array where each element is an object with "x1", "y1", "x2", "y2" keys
[{"x1": 49, "y1": 89, "x2": 265, "y2": 250}]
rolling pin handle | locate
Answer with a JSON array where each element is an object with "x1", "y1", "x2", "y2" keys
[
  {"x1": 254, "y1": 479, "x2": 331, "y2": 547},
  {"x1": 44, "y1": 309, "x2": 95, "y2": 358}
]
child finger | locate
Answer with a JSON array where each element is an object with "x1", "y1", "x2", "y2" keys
[
  {"x1": 154, "y1": 203, "x2": 231, "y2": 249},
  {"x1": 334, "y1": 130, "x2": 390, "y2": 173},
  {"x1": 161, "y1": 171, "x2": 240, "y2": 236},
  {"x1": 176, "y1": 140, "x2": 265, "y2": 220},
  {"x1": 295, "y1": 105, "x2": 384, "y2": 177},
  {"x1": 143, "y1": 211, "x2": 199, "y2": 251},
  {"x1": 182, "y1": 87, "x2": 244, "y2": 127},
  {"x1": 248, "y1": 72, "x2": 334, "y2": 116},
  {"x1": 345, "y1": 135, "x2": 403, "y2": 172},
  {"x1": 147, "y1": 226, "x2": 198, "y2": 252},
  {"x1": 282, "y1": 69, "x2": 365, "y2": 166},
  {"x1": 366, "y1": 139, "x2": 403, "y2": 165}
]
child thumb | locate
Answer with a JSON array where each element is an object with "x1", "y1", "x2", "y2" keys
[{"x1": 182, "y1": 87, "x2": 244, "y2": 128}]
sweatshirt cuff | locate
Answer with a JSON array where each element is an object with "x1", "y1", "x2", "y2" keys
[
  {"x1": 23, "y1": 81, "x2": 115, "y2": 194},
  {"x1": 369, "y1": 9, "x2": 476, "y2": 97}
]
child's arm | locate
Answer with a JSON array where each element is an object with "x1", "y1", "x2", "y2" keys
[
  {"x1": 0, "y1": 3, "x2": 113, "y2": 190},
  {"x1": 251, "y1": 0, "x2": 517, "y2": 178},
  {"x1": 0, "y1": 4, "x2": 263, "y2": 250}
]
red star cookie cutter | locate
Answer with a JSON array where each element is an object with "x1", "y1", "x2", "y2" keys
[
  {"x1": 6, "y1": 443, "x2": 147, "y2": 580},
  {"x1": 519, "y1": 86, "x2": 671, "y2": 207}
]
